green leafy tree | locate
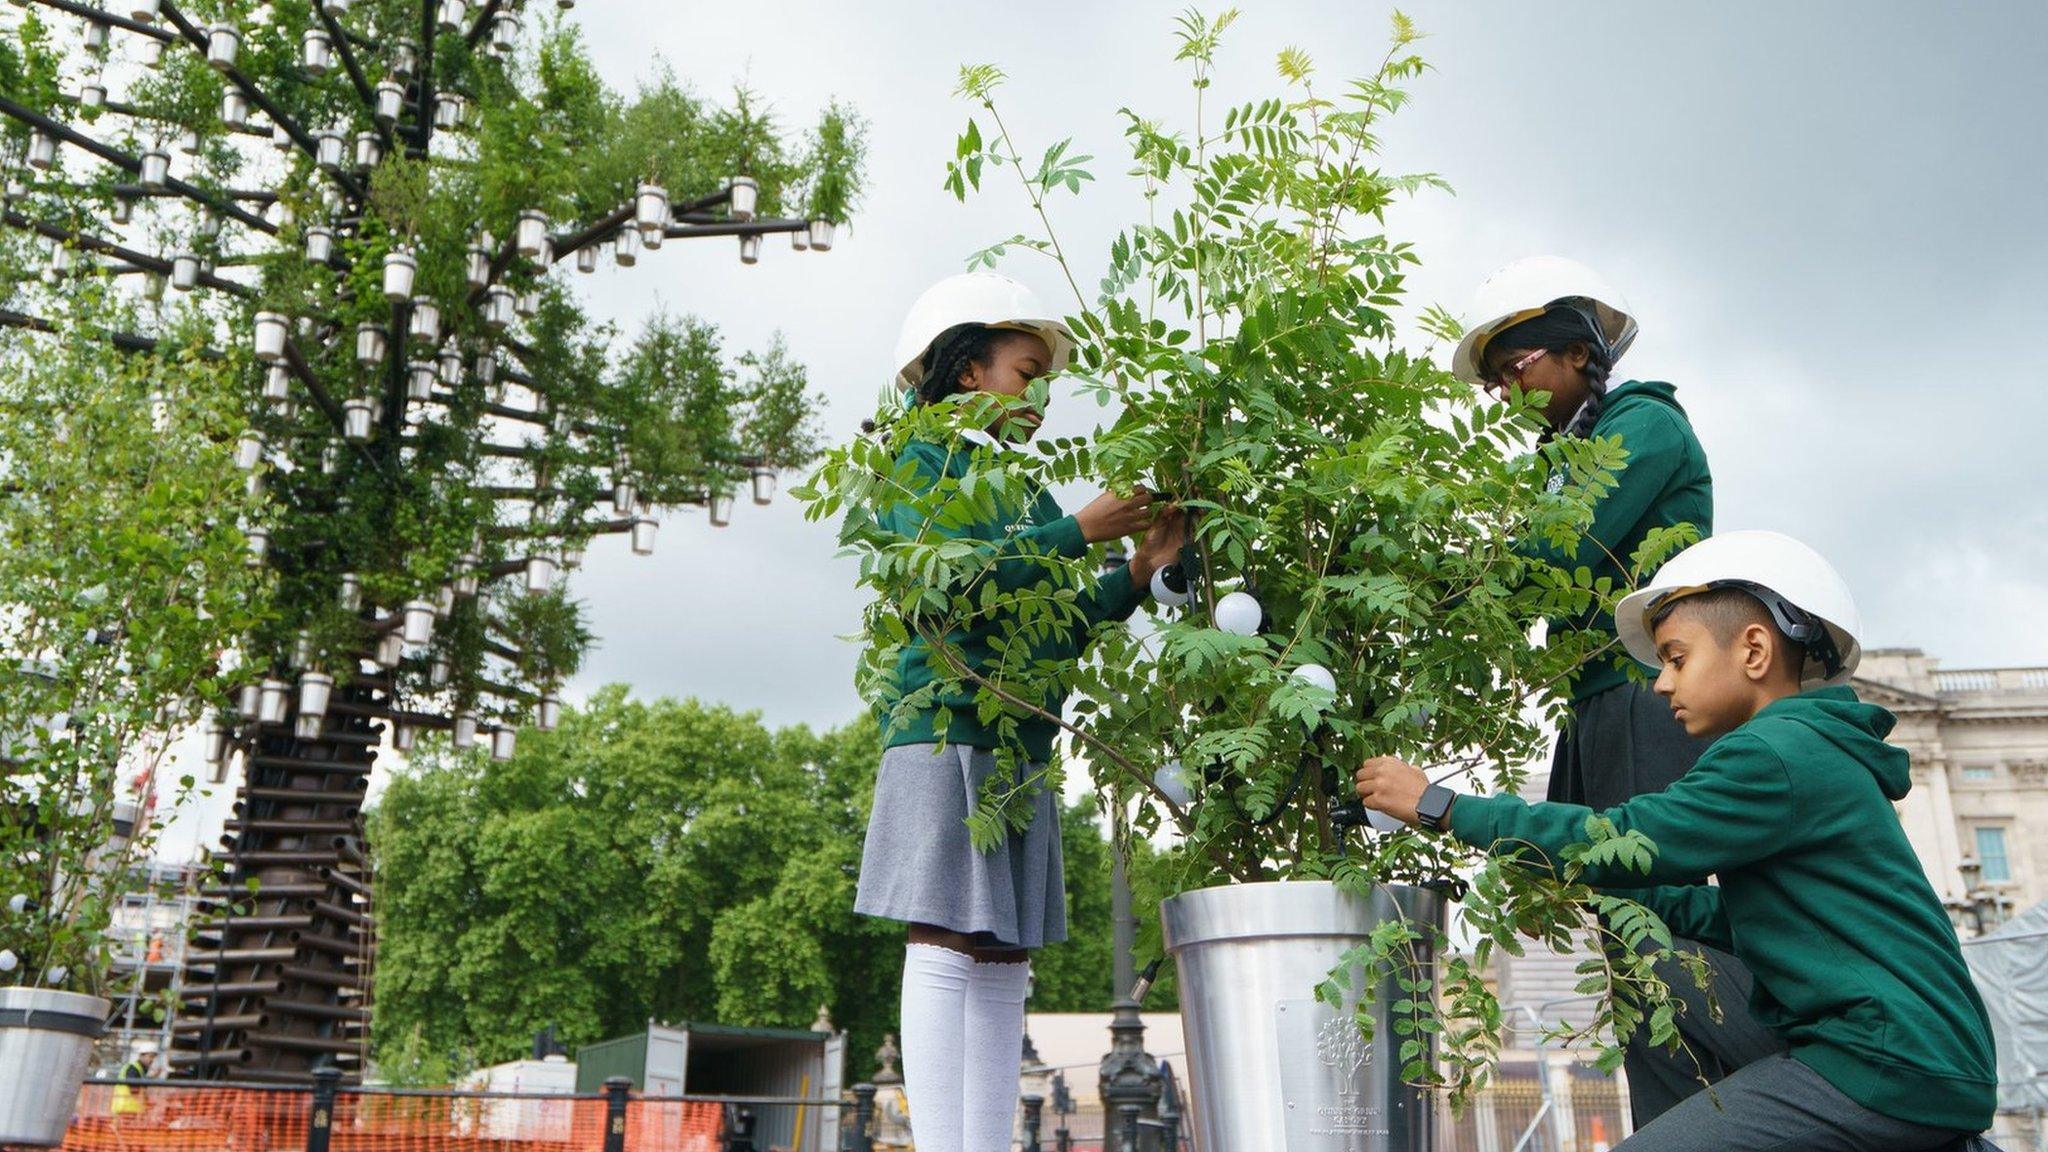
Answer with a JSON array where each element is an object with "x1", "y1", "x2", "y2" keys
[
  {"x1": 3, "y1": 0, "x2": 861, "y2": 1079},
  {"x1": 368, "y1": 692, "x2": 892, "y2": 1079},
  {"x1": 799, "y1": 9, "x2": 1699, "y2": 1103},
  {"x1": 371, "y1": 690, "x2": 1157, "y2": 1084},
  {"x1": 0, "y1": 281, "x2": 262, "y2": 1001}
]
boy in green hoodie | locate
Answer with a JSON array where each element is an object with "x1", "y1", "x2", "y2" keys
[{"x1": 1354, "y1": 530, "x2": 2001, "y2": 1150}]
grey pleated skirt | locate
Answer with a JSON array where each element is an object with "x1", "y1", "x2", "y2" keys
[{"x1": 854, "y1": 742, "x2": 1067, "y2": 949}]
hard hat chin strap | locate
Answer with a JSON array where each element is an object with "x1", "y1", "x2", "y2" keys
[{"x1": 1652, "y1": 580, "x2": 1845, "y2": 680}]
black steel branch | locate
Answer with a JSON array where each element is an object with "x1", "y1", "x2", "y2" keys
[
  {"x1": 478, "y1": 400, "x2": 549, "y2": 426},
  {"x1": 156, "y1": 1, "x2": 368, "y2": 204},
  {"x1": 25, "y1": 0, "x2": 173, "y2": 41},
  {"x1": 380, "y1": 299, "x2": 411, "y2": 441},
  {"x1": 0, "y1": 307, "x2": 162, "y2": 354},
  {"x1": 478, "y1": 483, "x2": 550, "y2": 500},
  {"x1": 475, "y1": 676, "x2": 537, "y2": 705},
  {"x1": 109, "y1": 180, "x2": 276, "y2": 207},
  {"x1": 92, "y1": 98, "x2": 270, "y2": 147},
  {"x1": 3, "y1": 208, "x2": 256, "y2": 298},
  {"x1": 109, "y1": 183, "x2": 281, "y2": 204},
  {"x1": 665, "y1": 217, "x2": 809, "y2": 239},
  {"x1": 0, "y1": 93, "x2": 275, "y2": 234},
  {"x1": 483, "y1": 516, "x2": 633, "y2": 539},
  {"x1": 413, "y1": 0, "x2": 437, "y2": 156},
  {"x1": 540, "y1": 187, "x2": 743, "y2": 267},
  {"x1": 317, "y1": 5, "x2": 395, "y2": 158},
  {"x1": 281, "y1": 341, "x2": 393, "y2": 481},
  {"x1": 462, "y1": 0, "x2": 504, "y2": 48},
  {"x1": 479, "y1": 637, "x2": 522, "y2": 664},
  {"x1": 545, "y1": 202, "x2": 633, "y2": 265}
]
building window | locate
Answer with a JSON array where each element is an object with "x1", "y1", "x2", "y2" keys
[
  {"x1": 1961, "y1": 763, "x2": 1996, "y2": 782},
  {"x1": 1976, "y1": 827, "x2": 2012, "y2": 884}
]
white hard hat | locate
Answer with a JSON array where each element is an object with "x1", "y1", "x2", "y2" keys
[
  {"x1": 136, "y1": 1041, "x2": 159, "y2": 1055},
  {"x1": 1616, "y1": 530, "x2": 1864, "y2": 686},
  {"x1": 892, "y1": 271, "x2": 1077, "y2": 390},
  {"x1": 1451, "y1": 256, "x2": 1638, "y2": 386}
]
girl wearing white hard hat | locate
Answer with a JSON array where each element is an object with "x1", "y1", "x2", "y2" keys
[
  {"x1": 1458, "y1": 257, "x2": 1778, "y2": 1125},
  {"x1": 853, "y1": 271, "x2": 1186, "y2": 1151}
]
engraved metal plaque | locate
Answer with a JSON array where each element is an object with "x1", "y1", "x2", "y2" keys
[{"x1": 1275, "y1": 997, "x2": 1391, "y2": 1150}]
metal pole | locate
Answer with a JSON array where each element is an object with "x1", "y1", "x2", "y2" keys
[
  {"x1": 305, "y1": 1066, "x2": 340, "y2": 1152},
  {"x1": 846, "y1": 1083, "x2": 876, "y2": 1152},
  {"x1": 1111, "y1": 843, "x2": 1135, "y2": 1006},
  {"x1": 602, "y1": 1076, "x2": 631, "y2": 1152},
  {"x1": 1051, "y1": 1069, "x2": 1074, "y2": 1152}
]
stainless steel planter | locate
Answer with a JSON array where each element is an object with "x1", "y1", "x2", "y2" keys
[
  {"x1": 0, "y1": 987, "x2": 108, "y2": 1145},
  {"x1": 1162, "y1": 880, "x2": 1444, "y2": 1151}
]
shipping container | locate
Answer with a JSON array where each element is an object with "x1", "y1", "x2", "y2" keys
[{"x1": 574, "y1": 1020, "x2": 845, "y2": 1152}]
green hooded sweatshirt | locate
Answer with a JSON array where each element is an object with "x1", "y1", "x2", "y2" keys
[
  {"x1": 876, "y1": 436, "x2": 1144, "y2": 763},
  {"x1": 1521, "y1": 380, "x2": 1713, "y2": 701},
  {"x1": 1447, "y1": 687, "x2": 1997, "y2": 1131}
]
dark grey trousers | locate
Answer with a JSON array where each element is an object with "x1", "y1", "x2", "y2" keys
[
  {"x1": 1552, "y1": 681, "x2": 1786, "y2": 1127},
  {"x1": 1618, "y1": 1054, "x2": 1990, "y2": 1151}
]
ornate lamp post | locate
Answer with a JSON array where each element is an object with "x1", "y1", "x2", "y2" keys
[
  {"x1": 1099, "y1": 997, "x2": 1165, "y2": 1151},
  {"x1": 1947, "y1": 855, "x2": 2016, "y2": 938}
]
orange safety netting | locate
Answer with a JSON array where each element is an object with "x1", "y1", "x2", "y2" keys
[
  {"x1": 620, "y1": 1101, "x2": 721, "y2": 1152},
  {"x1": 66, "y1": 1084, "x2": 307, "y2": 1152},
  {"x1": 58, "y1": 1086, "x2": 721, "y2": 1152}
]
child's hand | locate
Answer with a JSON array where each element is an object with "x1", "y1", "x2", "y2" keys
[
  {"x1": 1128, "y1": 506, "x2": 1187, "y2": 585},
  {"x1": 1353, "y1": 755, "x2": 1429, "y2": 825},
  {"x1": 1074, "y1": 487, "x2": 1157, "y2": 544}
]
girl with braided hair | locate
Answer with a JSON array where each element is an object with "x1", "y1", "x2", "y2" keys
[{"x1": 854, "y1": 272, "x2": 1185, "y2": 1149}]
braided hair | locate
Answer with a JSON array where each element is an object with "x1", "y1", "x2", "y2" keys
[
  {"x1": 912, "y1": 323, "x2": 1007, "y2": 407},
  {"x1": 855, "y1": 323, "x2": 1020, "y2": 434},
  {"x1": 1487, "y1": 305, "x2": 1616, "y2": 439}
]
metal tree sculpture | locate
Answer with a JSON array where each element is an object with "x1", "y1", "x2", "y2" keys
[{"x1": 1, "y1": 0, "x2": 860, "y2": 1083}]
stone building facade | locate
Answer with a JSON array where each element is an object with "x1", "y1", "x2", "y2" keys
[{"x1": 1856, "y1": 649, "x2": 2048, "y2": 931}]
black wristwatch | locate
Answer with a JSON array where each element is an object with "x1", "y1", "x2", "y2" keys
[{"x1": 1416, "y1": 784, "x2": 1456, "y2": 832}]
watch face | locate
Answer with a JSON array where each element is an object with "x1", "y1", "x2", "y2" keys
[{"x1": 1419, "y1": 785, "x2": 1452, "y2": 828}]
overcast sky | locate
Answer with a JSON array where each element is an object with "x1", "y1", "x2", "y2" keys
[
  {"x1": 148, "y1": 1, "x2": 2048, "y2": 854},
  {"x1": 557, "y1": 0, "x2": 2048, "y2": 727}
]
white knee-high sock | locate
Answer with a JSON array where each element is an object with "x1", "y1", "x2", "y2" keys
[
  {"x1": 962, "y1": 957, "x2": 1031, "y2": 1152},
  {"x1": 901, "y1": 943, "x2": 974, "y2": 1152}
]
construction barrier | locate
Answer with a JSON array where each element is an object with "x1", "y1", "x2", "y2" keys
[
  {"x1": 51, "y1": 1083, "x2": 724, "y2": 1152},
  {"x1": 39, "y1": 1073, "x2": 1628, "y2": 1152}
]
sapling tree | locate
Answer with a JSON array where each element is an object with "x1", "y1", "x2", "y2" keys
[
  {"x1": 800, "y1": 9, "x2": 1701, "y2": 1103},
  {"x1": 2, "y1": 0, "x2": 860, "y2": 1081},
  {"x1": 0, "y1": 281, "x2": 261, "y2": 1010}
]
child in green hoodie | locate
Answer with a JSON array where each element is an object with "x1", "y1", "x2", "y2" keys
[
  {"x1": 1454, "y1": 257, "x2": 1779, "y2": 1124},
  {"x1": 1354, "y1": 530, "x2": 2001, "y2": 1150}
]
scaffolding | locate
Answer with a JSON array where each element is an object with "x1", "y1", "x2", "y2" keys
[{"x1": 99, "y1": 859, "x2": 206, "y2": 1070}]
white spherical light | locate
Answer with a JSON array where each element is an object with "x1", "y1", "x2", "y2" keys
[
  {"x1": 1367, "y1": 807, "x2": 1407, "y2": 833},
  {"x1": 1153, "y1": 761, "x2": 1193, "y2": 808},
  {"x1": 1291, "y1": 663, "x2": 1337, "y2": 694},
  {"x1": 1214, "y1": 591, "x2": 1263, "y2": 636}
]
